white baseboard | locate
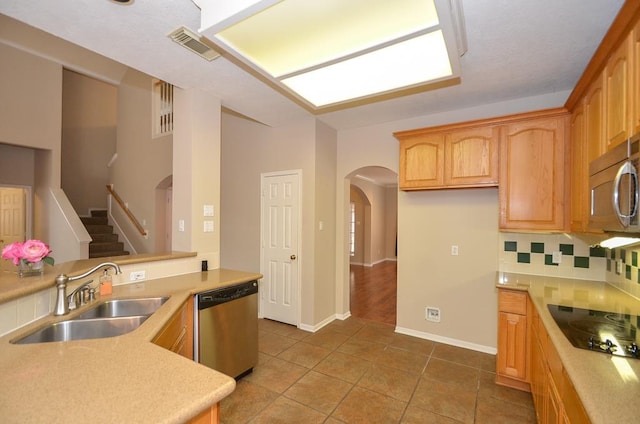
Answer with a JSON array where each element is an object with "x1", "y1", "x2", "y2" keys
[
  {"x1": 395, "y1": 326, "x2": 497, "y2": 355},
  {"x1": 299, "y1": 314, "x2": 336, "y2": 333}
]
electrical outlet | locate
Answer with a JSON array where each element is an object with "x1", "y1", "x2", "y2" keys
[
  {"x1": 426, "y1": 307, "x2": 441, "y2": 322},
  {"x1": 552, "y1": 251, "x2": 562, "y2": 264},
  {"x1": 616, "y1": 259, "x2": 623, "y2": 275},
  {"x1": 130, "y1": 270, "x2": 146, "y2": 281},
  {"x1": 451, "y1": 245, "x2": 459, "y2": 256}
]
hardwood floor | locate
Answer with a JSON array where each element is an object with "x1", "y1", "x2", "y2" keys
[{"x1": 349, "y1": 261, "x2": 397, "y2": 326}]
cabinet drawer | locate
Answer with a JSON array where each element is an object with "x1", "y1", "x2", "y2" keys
[{"x1": 498, "y1": 290, "x2": 528, "y2": 314}]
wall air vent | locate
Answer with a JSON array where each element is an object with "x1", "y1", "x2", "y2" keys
[{"x1": 168, "y1": 26, "x2": 220, "y2": 61}]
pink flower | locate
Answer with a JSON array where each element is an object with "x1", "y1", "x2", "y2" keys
[
  {"x1": 1, "y1": 240, "x2": 54, "y2": 266},
  {"x1": 21, "y1": 240, "x2": 52, "y2": 263},
  {"x1": 1, "y1": 242, "x2": 23, "y2": 266}
]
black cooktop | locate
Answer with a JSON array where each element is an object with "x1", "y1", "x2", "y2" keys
[{"x1": 547, "y1": 304, "x2": 640, "y2": 359}]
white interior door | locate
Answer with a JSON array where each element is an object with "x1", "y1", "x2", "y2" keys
[
  {"x1": 0, "y1": 187, "x2": 26, "y2": 272},
  {"x1": 260, "y1": 171, "x2": 300, "y2": 326}
]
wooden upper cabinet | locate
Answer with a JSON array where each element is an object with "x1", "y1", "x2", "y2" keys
[
  {"x1": 570, "y1": 104, "x2": 588, "y2": 232},
  {"x1": 606, "y1": 32, "x2": 632, "y2": 150},
  {"x1": 499, "y1": 113, "x2": 569, "y2": 231},
  {"x1": 398, "y1": 133, "x2": 445, "y2": 189},
  {"x1": 633, "y1": 19, "x2": 640, "y2": 135},
  {"x1": 445, "y1": 127, "x2": 499, "y2": 186},
  {"x1": 584, "y1": 72, "x2": 606, "y2": 163},
  {"x1": 396, "y1": 125, "x2": 498, "y2": 190}
]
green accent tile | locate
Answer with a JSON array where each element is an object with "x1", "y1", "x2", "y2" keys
[
  {"x1": 626, "y1": 265, "x2": 632, "y2": 280},
  {"x1": 607, "y1": 259, "x2": 611, "y2": 272},
  {"x1": 544, "y1": 254, "x2": 558, "y2": 266},
  {"x1": 611, "y1": 249, "x2": 617, "y2": 260},
  {"x1": 504, "y1": 241, "x2": 517, "y2": 252},
  {"x1": 637, "y1": 269, "x2": 640, "y2": 283},
  {"x1": 590, "y1": 246, "x2": 606, "y2": 257},
  {"x1": 531, "y1": 242, "x2": 544, "y2": 253},
  {"x1": 517, "y1": 252, "x2": 530, "y2": 263},
  {"x1": 634, "y1": 252, "x2": 638, "y2": 267},
  {"x1": 560, "y1": 244, "x2": 574, "y2": 256},
  {"x1": 574, "y1": 256, "x2": 589, "y2": 268},
  {"x1": 621, "y1": 249, "x2": 627, "y2": 263}
]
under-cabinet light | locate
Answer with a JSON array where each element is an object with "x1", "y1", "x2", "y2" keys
[{"x1": 599, "y1": 237, "x2": 640, "y2": 249}]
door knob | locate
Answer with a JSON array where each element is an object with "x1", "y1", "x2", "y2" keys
[{"x1": 290, "y1": 255, "x2": 297, "y2": 260}]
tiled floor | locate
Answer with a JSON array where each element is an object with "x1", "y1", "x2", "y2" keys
[{"x1": 220, "y1": 318, "x2": 536, "y2": 423}]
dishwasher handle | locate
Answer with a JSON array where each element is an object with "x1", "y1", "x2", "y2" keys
[{"x1": 197, "y1": 280, "x2": 258, "y2": 310}]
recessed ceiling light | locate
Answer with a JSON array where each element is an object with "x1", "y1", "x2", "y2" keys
[{"x1": 198, "y1": 0, "x2": 464, "y2": 111}]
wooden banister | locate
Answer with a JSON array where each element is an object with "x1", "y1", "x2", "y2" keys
[{"x1": 105, "y1": 185, "x2": 148, "y2": 237}]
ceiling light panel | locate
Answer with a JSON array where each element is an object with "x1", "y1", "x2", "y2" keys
[
  {"x1": 281, "y1": 30, "x2": 452, "y2": 107},
  {"x1": 216, "y1": 0, "x2": 439, "y2": 77}
]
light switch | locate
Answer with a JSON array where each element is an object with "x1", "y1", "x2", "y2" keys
[
  {"x1": 204, "y1": 220, "x2": 214, "y2": 232},
  {"x1": 178, "y1": 219, "x2": 185, "y2": 232},
  {"x1": 203, "y1": 205, "x2": 214, "y2": 217}
]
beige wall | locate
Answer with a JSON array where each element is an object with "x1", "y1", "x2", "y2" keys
[
  {"x1": 220, "y1": 112, "x2": 336, "y2": 328},
  {"x1": 172, "y1": 88, "x2": 222, "y2": 267},
  {"x1": 0, "y1": 145, "x2": 35, "y2": 187},
  {"x1": 62, "y1": 70, "x2": 117, "y2": 216},
  {"x1": 111, "y1": 68, "x2": 172, "y2": 254},
  {"x1": 385, "y1": 186, "x2": 398, "y2": 259}
]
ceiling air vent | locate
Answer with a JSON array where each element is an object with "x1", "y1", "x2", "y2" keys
[{"x1": 168, "y1": 26, "x2": 220, "y2": 61}]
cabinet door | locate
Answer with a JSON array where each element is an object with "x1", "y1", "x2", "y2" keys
[
  {"x1": 152, "y1": 298, "x2": 194, "y2": 360},
  {"x1": 530, "y1": 332, "x2": 546, "y2": 422},
  {"x1": 546, "y1": 371, "x2": 562, "y2": 424},
  {"x1": 497, "y1": 311, "x2": 528, "y2": 380},
  {"x1": 499, "y1": 115, "x2": 568, "y2": 231},
  {"x1": 445, "y1": 127, "x2": 499, "y2": 187},
  {"x1": 606, "y1": 34, "x2": 632, "y2": 150},
  {"x1": 633, "y1": 20, "x2": 640, "y2": 136},
  {"x1": 398, "y1": 133, "x2": 445, "y2": 189},
  {"x1": 570, "y1": 104, "x2": 587, "y2": 232},
  {"x1": 585, "y1": 72, "x2": 606, "y2": 164}
]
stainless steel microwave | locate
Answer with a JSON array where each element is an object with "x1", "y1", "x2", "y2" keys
[{"x1": 589, "y1": 134, "x2": 640, "y2": 232}]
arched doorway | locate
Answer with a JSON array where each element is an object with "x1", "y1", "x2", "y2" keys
[{"x1": 345, "y1": 167, "x2": 397, "y2": 325}]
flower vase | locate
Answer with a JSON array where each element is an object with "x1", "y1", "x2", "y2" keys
[{"x1": 18, "y1": 260, "x2": 44, "y2": 278}]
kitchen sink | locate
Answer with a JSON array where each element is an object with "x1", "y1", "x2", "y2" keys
[
  {"x1": 11, "y1": 316, "x2": 149, "y2": 344},
  {"x1": 72, "y1": 297, "x2": 169, "y2": 319}
]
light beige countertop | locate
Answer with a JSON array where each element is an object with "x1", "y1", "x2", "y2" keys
[
  {"x1": 497, "y1": 272, "x2": 640, "y2": 424},
  {"x1": 0, "y1": 267, "x2": 262, "y2": 424}
]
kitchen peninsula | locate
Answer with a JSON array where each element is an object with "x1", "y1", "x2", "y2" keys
[{"x1": 0, "y1": 255, "x2": 262, "y2": 424}]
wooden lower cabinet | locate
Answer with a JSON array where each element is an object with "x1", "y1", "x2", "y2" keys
[
  {"x1": 527, "y1": 297, "x2": 591, "y2": 424},
  {"x1": 496, "y1": 289, "x2": 529, "y2": 390},
  {"x1": 189, "y1": 404, "x2": 220, "y2": 424},
  {"x1": 152, "y1": 297, "x2": 194, "y2": 360}
]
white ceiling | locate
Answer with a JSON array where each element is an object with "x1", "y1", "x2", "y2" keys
[{"x1": 0, "y1": 0, "x2": 625, "y2": 131}]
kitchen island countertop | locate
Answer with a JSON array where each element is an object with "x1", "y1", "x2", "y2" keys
[
  {"x1": 497, "y1": 272, "x2": 640, "y2": 424},
  {"x1": 0, "y1": 268, "x2": 262, "y2": 424}
]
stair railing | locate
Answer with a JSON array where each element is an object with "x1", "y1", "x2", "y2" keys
[{"x1": 105, "y1": 184, "x2": 148, "y2": 237}]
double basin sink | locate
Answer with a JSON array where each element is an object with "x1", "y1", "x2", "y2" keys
[{"x1": 12, "y1": 297, "x2": 169, "y2": 344}]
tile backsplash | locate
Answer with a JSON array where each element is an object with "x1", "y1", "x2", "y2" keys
[
  {"x1": 499, "y1": 233, "x2": 606, "y2": 281},
  {"x1": 499, "y1": 232, "x2": 640, "y2": 300}
]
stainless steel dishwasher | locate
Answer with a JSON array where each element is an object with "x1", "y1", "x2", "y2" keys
[{"x1": 194, "y1": 280, "x2": 259, "y2": 379}]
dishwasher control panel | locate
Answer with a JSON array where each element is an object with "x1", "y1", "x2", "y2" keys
[{"x1": 197, "y1": 280, "x2": 258, "y2": 309}]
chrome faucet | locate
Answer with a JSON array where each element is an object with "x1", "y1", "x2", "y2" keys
[{"x1": 54, "y1": 262, "x2": 122, "y2": 316}]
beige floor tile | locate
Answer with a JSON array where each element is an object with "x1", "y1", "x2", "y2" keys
[
  {"x1": 242, "y1": 356, "x2": 307, "y2": 393},
  {"x1": 357, "y1": 363, "x2": 420, "y2": 402},
  {"x1": 250, "y1": 396, "x2": 327, "y2": 424},
  {"x1": 475, "y1": 392, "x2": 537, "y2": 424},
  {"x1": 219, "y1": 380, "x2": 278, "y2": 424},
  {"x1": 432, "y1": 343, "x2": 496, "y2": 371},
  {"x1": 478, "y1": 371, "x2": 535, "y2": 408},
  {"x1": 303, "y1": 328, "x2": 350, "y2": 350},
  {"x1": 277, "y1": 341, "x2": 332, "y2": 368},
  {"x1": 332, "y1": 386, "x2": 407, "y2": 424},
  {"x1": 389, "y1": 333, "x2": 436, "y2": 356},
  {"x1": 353, "y1": 322, "x2": 396, "y2": 344},
  {"x1": 324, "y1": 317, "x2": 366, "y2": 336},
  {"x1": 423, "y1": 358, "x2": 479, "y2": 391},
  {"x1": 314, "y1": 351, "x2": 372, "y2": 383},
  {"x1": 258, "y1": 332, "x2": 298, "y2": 356},
  {"x1": 258, "y1": 318, "x2": 289, "y2": 334},
  {"x1": 376, "y1": 346, "x2": 428, "y2": 374},
  {"x1": 401, "y1": 404, "x2": 464, "y2": 423},
  {"x1": 284, "y1": 370, "x2": 353, "y2": 415},
  {"x1": 337, "y1": 337, "x2": 387, "y2": 362},
  {"x1": 270, "y1": 323, "x2": 311, "y2": 340},
  {"x1": 410, "y1": 378, "x2": 477, "y2": 424}
]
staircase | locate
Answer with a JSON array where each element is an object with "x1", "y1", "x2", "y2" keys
[{"x1": 81, "y1": 210, "x2": 130, "y2": 258}]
